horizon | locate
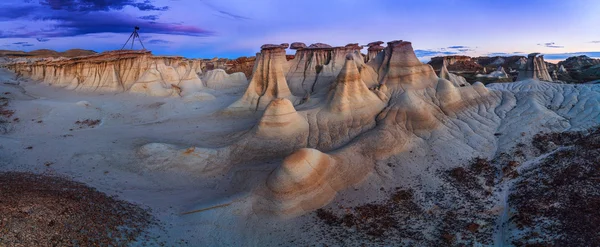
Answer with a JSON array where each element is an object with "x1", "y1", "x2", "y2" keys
[{"x1": 1, "y1": 0, "x2": 599, "y2": 62}]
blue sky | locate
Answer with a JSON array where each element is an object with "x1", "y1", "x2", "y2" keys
[{"x1": 1, "y1": 0, "x2": 599, "y2": 61}]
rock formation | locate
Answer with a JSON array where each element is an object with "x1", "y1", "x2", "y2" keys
[
  {"x1": 202, "y1": 69, "x2": 247, "y2": 90},
  {"x1": 370, "y1": 40, "x2": 438, "y2": 89},
  {"x1": 227, "y1": 44, "x2": 297, "y2": 111},
  {"x1": 6, "y1": 50, "x2": 212, "y2": 97},
  {"x1": 477, "y1": 66, "x2": 508, "y2": 79},
  {"x1": 517, "y1": 53, "x2": 553, "y2": 81},
  {"x1": 285, "y1": 43, "x2": 373, "y2": 95},
  {"x1": 438, "y1": 58, "x2": 469, "y2": 87},
  {"x1": 366, "y1": 41, "x2": 384, "y2": 62},
  {"x1": 290, "y1": 42, "x2": 307, "y2": 50}
]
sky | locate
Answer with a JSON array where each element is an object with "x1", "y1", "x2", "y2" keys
[{"x1": 1, "y1": 0, "x2": 599, "y2": 62}]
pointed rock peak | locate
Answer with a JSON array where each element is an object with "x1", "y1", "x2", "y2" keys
[
  {"x1": 226, "y1": 44, "x2": 295, "y2": 111},
  {"x1": 325, "y1": 55, "x2": 383, "y2": 113},
  {"x1": 384, "y1": 40, "x2": 421, "y2": 67},
  {"x1": 558, "y1": 65, "x2": 567, "y2": 73},
  {"x1": 334, "y1": 54, "x2": 361, "y2": 84},
  {"x1": 438, "y1": 58, "x2": 450, "y2": 79}
]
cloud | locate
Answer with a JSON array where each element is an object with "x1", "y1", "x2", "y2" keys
[
  {"x1": 591, "y1": 41, "x2": 600, "y2": 43},
  {"x1": 447, "y1": 45, "x2": 469, "y2": 49},
  {"x1": 199, "y1": 0, "x2": 250, "y2": 20},
  {"x1": 147, "y1": 39, "x2": 171, "y2": 44},
  {"x1": 0, "y1": 6, "x2": 37, "y2": 20},
  {"x1": 486, "y1": 52, "x2": 526, "y2": 56},
  {"x1": 139, "y1": 15, "x2": 159, "y2": 20},
  {"x1": 414, "y1": 49, "x2": 458, "y2": 57},
  {"x1": 537, "y1": 42, "x2": 564, "y2": 48},
  {"x1": 39, "y1": 0, "x2": 168, "y2": 12},
  {"x1": 36, "y1": 38, "x2": 50, "y2": 42},
  {"x1": 12, "y1": 41, "x2": 34, "y2": 47},
  {"x1": 0, "y1": 11, "x2": 213, "y2": 38}
]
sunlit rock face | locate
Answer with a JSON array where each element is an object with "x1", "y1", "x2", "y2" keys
[
  {"x1": 227, "y1": 44, "x2": 298, "y2": 112},
  {"x1": 369, "y1": 40, "x2": 439, "y2": 89},
  {"x1": 6, "y1": 50, "x2": 210, "y2": 96},
  {"x1": 285, "y1": 43, "x2": 370, "y2": 96}
]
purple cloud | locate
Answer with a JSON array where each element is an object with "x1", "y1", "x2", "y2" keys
[
  {"x1": 139, "y1": 15, "x2": 159, "y2": 20},
  {"x1": 538, "y1": 42, "x2": 564, "y2": 48},
  {"x1": 199, "y1": 0, "x2": 250, "y2": 20},
  {"x1": 0, "y1": 9, "x2": 212, "y2": 38},
  {"x1": 147, "y1": 39, "x2": 171, "y2": 44},
  {"x1": 448, "y1": 45, "x2": 469, "y2": 49},
  {"x1": 36, "y1": 38, "x2": 50, "y2": 42},
  {"x1": 39, "y1": 0, "x2": 168, "y2": 12},
  {"x1": 12, "y1": 41, "x2": 34, "y2": 47}
]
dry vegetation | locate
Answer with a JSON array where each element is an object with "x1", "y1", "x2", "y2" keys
[
  {"x1": 308, "y1": 156, "x2": 503, "y2": 246},
  {"x1": 509, "y1": 127, "x2": 600, "y2": 246},
  {"x1": 0, "y1": 172, "x2": 160, "y2": 246},
  {"x1": 75, "y1": 119, "x2": 101, "y2": 128}
]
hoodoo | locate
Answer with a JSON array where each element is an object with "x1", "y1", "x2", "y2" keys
[
  {"x1": 366, "y1": 41, "x2": 384, "y2": 62},
  {"x1": 438, "y1": 57, "x2": 469, "y2": 87},
  {"x1": 517, "y1": 53, "x2": 553, "y2": 81},
  {"x1": 370, "y1": 40, "x2": 438, "y2": 89},
  {"x1": 285, "y1": 43, "x2": 365, "y2": 95},
  {"x1": 227, "y1": 44, "x2": 296, "y2": 111}
]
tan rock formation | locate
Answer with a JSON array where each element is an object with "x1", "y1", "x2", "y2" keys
[
  {"x1": 7, "y1": 50, "x2": 210, "y2": 96},
  {"x1": 438, "y1": 58, "x2": 469, "y2": 87},
  {"x1": 227, "y1": 45, "x2": 297, "y2": 111},
  {"x1": 517, "y1": 53, "x2": 553, "y2": 81},
  {"x1": 366, "y1": 41, "x2": 384, "y2": 62},
  {"x1": 369, "y1": 40, "x2": 438, "y2": 89},
  {"x1": 285, "y1": 43, "x2": 369, "y2": 95},
  {"x1": 139, "y1": 98, "x2": 309, "y2": 175},
  {"x1": 202, "y1": 69, "x2": 247, "y2": 90}
]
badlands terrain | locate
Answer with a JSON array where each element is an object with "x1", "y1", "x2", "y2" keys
[{"x1": 0, "y1": 41, "x2": 599, "y2": 246}]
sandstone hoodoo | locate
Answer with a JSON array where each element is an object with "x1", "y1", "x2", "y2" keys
[
  {"x1": 438, "y1": 57, "x2": 470, "y2": 87},
  {"x1": 227, "y1": 44, "x2": 296, "y2": 111},
  {"x1": 366, "y1": 41, "x2": 384, "y2": 62},
  {"x1": 285, "y1": 42, "x2": 369, "y2": 95},
  {"x1": 517, "y1": 53, "x2": 553, "y2": 81},
  {"x1": 371, "y1": 40, "x2": 438, "y2": 88}
]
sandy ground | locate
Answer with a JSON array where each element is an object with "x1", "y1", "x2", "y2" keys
[{"x1": 0, "y1": 68, "x2": 266, "y2": 245}]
